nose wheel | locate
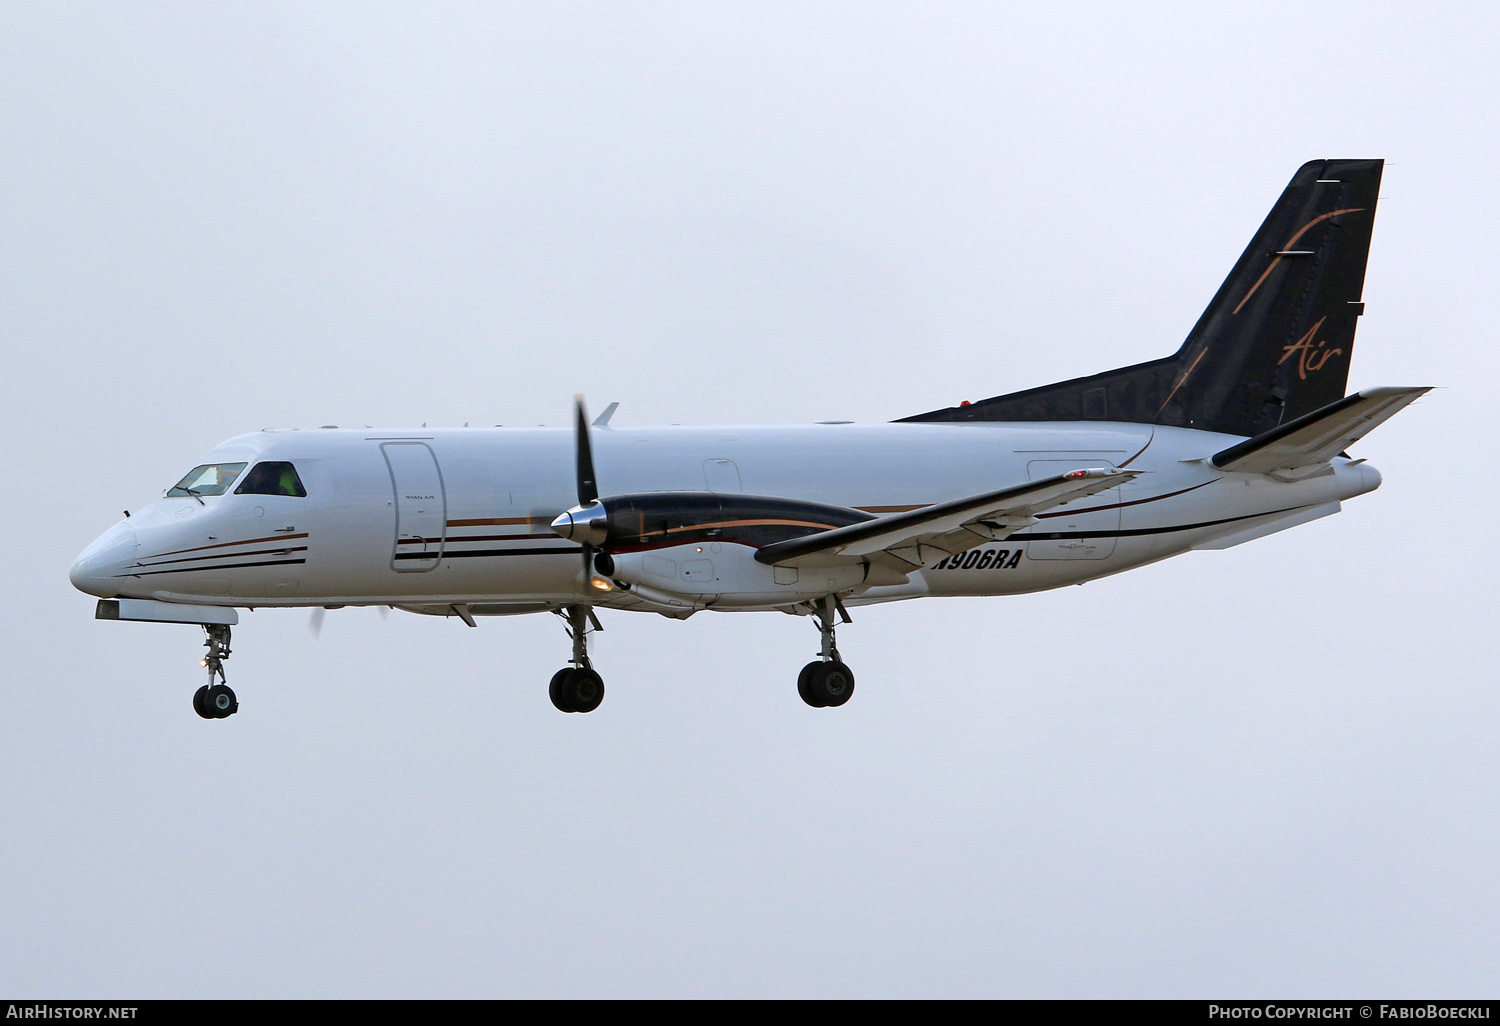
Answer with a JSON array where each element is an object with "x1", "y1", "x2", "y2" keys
[
  {"x1": 193, "y1": 624, "x2": 239, "y2": 720},
  {"x1": 193, "y1": 682, "x2": 239, "y2": 719}
]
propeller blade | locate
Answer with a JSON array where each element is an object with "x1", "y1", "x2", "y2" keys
[
  {"x1": 570, "y1": 396, "x2": 618, "y2": 595},
  {"x1": 574, "y1": 395, "x2": 599, "y2": 506},
  {"x1": 308, "y1": 607, "x2": 325, "y2": 639}
]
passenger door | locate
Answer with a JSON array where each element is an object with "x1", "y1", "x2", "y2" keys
[{"x1": 382, "y1": 442, "x2": 447, "y2": 572}]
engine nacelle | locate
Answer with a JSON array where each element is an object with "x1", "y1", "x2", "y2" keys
[{"x1": 607, "y1": 542, "x2": 865, "y2": 608}]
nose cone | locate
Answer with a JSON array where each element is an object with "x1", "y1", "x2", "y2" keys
[{"x1": 69, "y1": 521, "x2": 137, "y2": 597}]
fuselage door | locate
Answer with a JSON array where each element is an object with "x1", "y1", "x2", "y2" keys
[
  {"x1": 382, "y1": 442, "x2": 447, "y2": 572},
  {"x1": 1025, "y1": 458, "x2": 1120, "y2": 560}
]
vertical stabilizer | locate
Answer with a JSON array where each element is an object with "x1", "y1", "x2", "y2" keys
[{"x1": 899, "y1": 159, "x2": 1384, "y2": 438}]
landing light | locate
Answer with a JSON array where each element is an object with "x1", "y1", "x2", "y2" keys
[{"x1": 589, "y1": 576, "x2": 615, "y2": 593}]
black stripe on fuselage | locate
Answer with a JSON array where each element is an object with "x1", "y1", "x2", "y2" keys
[
  {"x1": 146, "y1": 532, "x2": 310, "y2": 558},
  {"x1": 1008, "y1": 505, "x2": 1311, "y2": 541},
  {"x1": 393, "y1": 546, "x2": 579, "y2": 561},
  {"x1": 118, "y1": 558, "x2": 308, "y2": 578},
  {"x1": 130, "y1": 545, "x2": 308, "y2": 569}
]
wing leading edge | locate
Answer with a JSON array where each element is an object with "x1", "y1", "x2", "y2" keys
[{"x1": 755, "y1": 468, "x2": 1140, "y2": 573}]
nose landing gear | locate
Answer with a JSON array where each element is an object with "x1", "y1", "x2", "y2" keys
[
  {"x1": 797, "y1": 595, "x2": 856, "y2": 708},
  {"x1": 193, "y1": 624, "x2": 238, "y2": 720}
]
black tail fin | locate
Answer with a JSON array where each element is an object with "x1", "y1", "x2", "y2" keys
[{"x1": 898, "y1": 159, "x2": 1383, "y2": 438}]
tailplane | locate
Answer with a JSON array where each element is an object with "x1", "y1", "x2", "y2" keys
[
  {"x1": 1210, "y1": 386, "x2": 1429, "y2": 479},
  {"x1": 899, "y1": 159, "x2": 1384, "y2": 438}
]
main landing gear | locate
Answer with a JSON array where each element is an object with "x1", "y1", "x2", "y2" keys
[
  {"x1": 542, "y1": 597, "x2": 856, "y2": 713},
  {"x1": 192, "y1": 624, "x2": 239, "y2": 720},
  {"x1": 798, "y1": 595, "x2": 855, "y2": 709},
  {"x1": 549, "y1": 604, "x2": 605, "y2": 713}
]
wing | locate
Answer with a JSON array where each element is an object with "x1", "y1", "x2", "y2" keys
[
  {"x1": 754, "y1": 468, "x2": 1140, "y2": 572},
  {"x1": 1211, "y1": 386, "x2": 1431, "y2": 479}
]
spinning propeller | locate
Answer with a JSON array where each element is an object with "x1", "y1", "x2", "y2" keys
[{"x1": 308, "y1": 603, "x2": 388, "y2": 639}]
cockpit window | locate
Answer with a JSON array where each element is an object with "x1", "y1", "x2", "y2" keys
[
  {"x1": 235, "y1": 461, "x2": 307, "y2": 497},
  {"x1": 167, "y1": 463, "x2": 247, "y2": 497}
]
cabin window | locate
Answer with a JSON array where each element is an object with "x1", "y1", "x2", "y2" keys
[
  {"x1": 167, "y1": 463, "x2": 247, "y2": 497},
  {"x1": 235, "y1": 461, "x2": 308, "y2": 497}
]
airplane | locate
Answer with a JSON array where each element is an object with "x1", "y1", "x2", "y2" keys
[{"x1": 69, "y1": 158, "x2": 1429, "y2": 719}]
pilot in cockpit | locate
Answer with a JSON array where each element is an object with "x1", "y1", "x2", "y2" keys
[{"x1": 235, "y1": 461, "x2": 306, "y2": 498}]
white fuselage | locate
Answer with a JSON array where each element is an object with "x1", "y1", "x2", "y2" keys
[{"x1": 69, "y1": 420, "x2": 1381, "y2": 616}]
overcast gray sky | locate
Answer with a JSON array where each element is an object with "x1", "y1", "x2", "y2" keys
[{"x1": 1, "y1": 1, "x2": 1495, "y2": 998}]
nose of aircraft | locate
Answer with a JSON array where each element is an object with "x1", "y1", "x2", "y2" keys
[{"x1": 69, "y1": 520, "x2": 137, "y2": 597}]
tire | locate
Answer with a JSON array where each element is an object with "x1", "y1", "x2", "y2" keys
[
  {"x1": 821, "y1": 661, "x2": 855, "y2": 707},
  {"x1": 803, "y1": 661, "x2": 854, "y2": 708},
  {"x1": 193, "y1": 685, "x2": 212, "y2": 719},
  {"x1": 798, "y1": 661, "x2": 828, "y2": 708},
  {"x1": 549, "y1": 668, "x2": 577, "y2": 713},
  {"x1": 566, "y1": 668, "x2": 605, "y2": 713},
  {"x1": 204, "y1": 684, "x2": 238, "y2": 718}
]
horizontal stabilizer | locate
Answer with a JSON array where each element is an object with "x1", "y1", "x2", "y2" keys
[
  {"x1": 756, "y1": 468, "x2": 1139, "y2": 570},
  {"x1": 1211, "y1": 386, "x2": 1430, "y2": 477}
]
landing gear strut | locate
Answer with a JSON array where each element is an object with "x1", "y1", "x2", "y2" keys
[
  {"x1": 549, "y1": 604, "x2": 605, "y2": 713},
  {"x1": 798, "y1": 595, "x2": 855, "y2": 708},
  {"x1": 193, "y1": 624, "x2": 238, "y2": 720}
]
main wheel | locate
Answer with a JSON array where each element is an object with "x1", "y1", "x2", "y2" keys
[
  {"x1": 204, "y1": 683, "x2": 238, "y2": 718},
  {"x1": 193, "y1": 684, "x2": 212, "y2": 719},
  {"x1": 820, "y1": 661, "x2": 855, "y2": 707},
  {"x1": 801, "y1": 661, "x2": 855, "y2": 708},
  {"x1": 797, "y1": 661, "x2": 827, "y2": 708},
  {"x1": 550, "y1": 668, "x2": 605, "y2": 713},
  {"x1": 564, "y1": 668, "x2": 605, "y2": 713},
  {"x1": 549, "y1": 668, "x2": 577, "y2": 713}
]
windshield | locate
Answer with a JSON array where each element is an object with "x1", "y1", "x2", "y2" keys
[
  {"x1": 167, "y1": 463, "x2": 247, "y2": 497},
  {"x1": 235, "y1": 461, "x2": 307, "y2": 497}
]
